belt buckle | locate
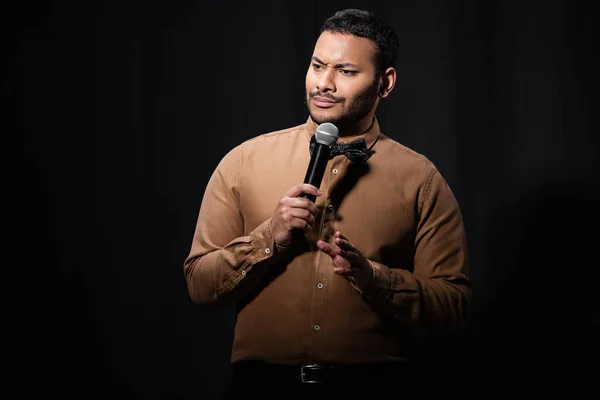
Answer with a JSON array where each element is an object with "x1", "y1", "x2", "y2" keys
[{"x1": 300, "y1": 364, "x2": 325, "y2": 383}]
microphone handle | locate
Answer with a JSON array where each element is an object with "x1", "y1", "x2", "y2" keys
[{"x1": 301, "y1": 143, "x2": 331, "y2": 202}]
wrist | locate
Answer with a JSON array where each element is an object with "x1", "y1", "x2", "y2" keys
[
  {"x1": 359, "y1": 262, "x2": 375, "y2": 290},
  {"x1": 269, "y1": 219, "x2": 291, "y2": 248}
]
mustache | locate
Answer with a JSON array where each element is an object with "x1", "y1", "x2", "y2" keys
[{"x1": 309, "y1": 91, "x2": 342, "y2": 103}]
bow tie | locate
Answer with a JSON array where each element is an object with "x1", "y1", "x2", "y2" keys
[{"x1": 309, "y1": 135, "x2": 368, "y2": 164}]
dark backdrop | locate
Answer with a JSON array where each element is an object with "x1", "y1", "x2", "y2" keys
[{"x1": 11, "y1": 0, "x2": 599, "y2": 399}]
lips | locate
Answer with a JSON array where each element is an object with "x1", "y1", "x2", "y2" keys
[{"x1": 312, "y1": 96, "x2": 337, "y2": 108}]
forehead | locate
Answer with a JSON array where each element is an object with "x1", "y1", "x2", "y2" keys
[{"x1": 312, "y1": 31, "x2": 377, "y2": 68}]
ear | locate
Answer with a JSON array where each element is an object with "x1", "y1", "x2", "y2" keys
[{"x1": 378, "y1": 67, "x2": 396, "y2": 98}]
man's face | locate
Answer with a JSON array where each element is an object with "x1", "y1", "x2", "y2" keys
[{"x1": 305, "y1": 31, "x2": 381, "y2": 130}]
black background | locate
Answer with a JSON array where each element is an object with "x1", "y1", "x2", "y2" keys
[{"x1": 11, "y1": 0, "x2": 599, "y2": 398}]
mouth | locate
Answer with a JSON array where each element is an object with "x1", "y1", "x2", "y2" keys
[{"x1": 312, "y1": 96, "x2": 338, "y2": 108}]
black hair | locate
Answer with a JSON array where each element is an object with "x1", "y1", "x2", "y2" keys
[{"x1": 319, "y1": 9, "x2": 399, "y2": 77}]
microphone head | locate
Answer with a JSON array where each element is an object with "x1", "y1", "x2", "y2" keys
[{"x1": 315, "y1": 122, "x2": 339, "y2": 146}]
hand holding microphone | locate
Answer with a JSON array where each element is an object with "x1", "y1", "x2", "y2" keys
[{"x1": 271, "y1": 123, "x2": 339, "y2": 247}]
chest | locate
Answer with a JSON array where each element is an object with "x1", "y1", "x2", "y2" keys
[{"x1": 240, "y1": 154, "x2": 418, "y2": 266}]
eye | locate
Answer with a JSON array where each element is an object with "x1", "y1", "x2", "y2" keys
[
  {"x1": 312, "y1": 63, "x2": 324, "y2": 71},
  {"x1": 340, "y1": 69, "x2": 357, "y2": 76}
]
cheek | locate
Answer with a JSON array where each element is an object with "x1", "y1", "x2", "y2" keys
[
  {"x1": 348, "y1": 82, "x2": 378, "y2": 103},
  {"x1": 305, "y1": 71, "x2": 315, "y2": 89}
]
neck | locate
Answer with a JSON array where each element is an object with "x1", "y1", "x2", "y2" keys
[{"x1": 337, "y1": 115, "x2": 376, "y2": 137}]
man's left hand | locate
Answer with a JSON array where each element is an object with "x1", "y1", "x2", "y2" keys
[{"x1": 317, "y1": 231, "x2": 374, "y2": 290}]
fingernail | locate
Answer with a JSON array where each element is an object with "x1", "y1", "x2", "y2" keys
[{"x1": 317, "y1": 190, "x2": 322, "y2": 195}]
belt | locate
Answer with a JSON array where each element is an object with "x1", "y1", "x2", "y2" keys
[{"x1": 232, "y1": 360, "x2": 412, "y2": 384}]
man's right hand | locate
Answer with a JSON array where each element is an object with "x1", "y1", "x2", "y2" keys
[{"x1": 271, "y1": 184, "x2": 321, "y2": 247}]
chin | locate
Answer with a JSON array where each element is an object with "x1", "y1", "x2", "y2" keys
[{"x1": 309, "y1": 107, "x2": 338, "y2": 125}]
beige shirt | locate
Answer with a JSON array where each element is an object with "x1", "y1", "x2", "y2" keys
[{"x1": 184, "y1": 117, "x2": 470, "y2": 366}]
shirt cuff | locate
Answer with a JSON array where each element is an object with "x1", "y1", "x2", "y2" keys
[
  {"x1": 362, "y1": 261, "x2": 391, "y2": 297},
  {"x1": 345, "y1": 261, "x2": 390, "y2": 296},
  {"x1": 248, "y1": 219, "x2": 280, "y2": 263}
]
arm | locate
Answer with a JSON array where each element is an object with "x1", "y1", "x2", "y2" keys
[
  {"x1": 318, "y1": 168, "x2": 470, "y2": 333},
  {"x1": 366, "y1": 168, "x2": 470, "y2": 332},
  {"x1": 183, "y1": 146, "x2": 282, "y2": 305},
  {"x1": 184, "y1": 146, "x2": 321, "y2": 306}
]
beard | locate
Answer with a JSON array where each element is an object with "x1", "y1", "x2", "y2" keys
[{"x1": 305, "y1": 81, "x2": 380, "y2": 131}]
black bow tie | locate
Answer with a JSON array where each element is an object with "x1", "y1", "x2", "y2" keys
[{"x1": 309, "y1": 135, "x2": 368, "y2": 164}]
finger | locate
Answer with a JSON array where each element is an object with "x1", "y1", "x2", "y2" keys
[
  {"x1": 334, "y1": 254, "x2": 349, "y2": 269},
  {"x1": 283, "y1": 184, "x2": 322, "y2": 199},
  {"x1": 333, "y1": 255, "x2": 352, "y2": 275},
  {"x1": 334, "y1": 248, "x2": 363, "y2": 266},
  {"x1": 334, "y1": 237, "x2": 354, "y2": 250},
  {"x1": 288, "y1": 217, "x2": 313, "y2": 233},
  {"x1": 317, "y1": 238, "x2": 355, "y2": 262},
  {"x1": 335, "y1": 231, "x2": 349, "y2": 241},
  {"x1": 335, "y1": 239, "x2": 363, "y2": 262},
  {"x1": 343, "y1": 251, "x2": 364, "y2": 266},
  {"x1": 286, "y1": 197, "x2": 319, "y2": 216},
  {"x1": 317, "y1": 240, "x2": 340, "y2": 259},
  {"x1": 289, "y1": 208, "x2": 316, "y2": 227},
  {"x1": 330, "y1": 245, "x2": 365, "y2": 272}
]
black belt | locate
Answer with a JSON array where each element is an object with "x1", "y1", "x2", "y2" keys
[{"x1": 232, "y1": 360, "x2": 412, "y2": 384}]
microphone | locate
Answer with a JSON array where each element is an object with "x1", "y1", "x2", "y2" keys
[{"x1": 301, "y1": 122, "x2": 339, "y2": 202}]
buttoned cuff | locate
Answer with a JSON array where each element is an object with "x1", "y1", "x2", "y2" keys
[
  {"x1": 361, "y1": 261, "x2": 391, "y2": 299},
  {"x1": 248, "y1": 218, "x2": 281, "y2": 263},
  {"x1": 225, "y1": 219, "x2": 284, "y2": 288}
]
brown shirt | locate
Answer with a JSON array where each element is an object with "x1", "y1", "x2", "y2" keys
[{"x1": 184, "y1": 117, "x2": 470, "y2": 366}]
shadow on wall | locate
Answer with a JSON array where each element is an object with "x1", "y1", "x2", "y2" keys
[{"x1": 469, "y1": 179, "x2": 599, "y2": 399}]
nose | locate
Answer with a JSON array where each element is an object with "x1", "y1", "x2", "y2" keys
[{"x1": 317, "y1": 67, "x2": 336, "y2": 93}]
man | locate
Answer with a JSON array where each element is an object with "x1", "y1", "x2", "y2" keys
[{"x1": 184, "y1": 8, "x2": 470, "y2": 399}]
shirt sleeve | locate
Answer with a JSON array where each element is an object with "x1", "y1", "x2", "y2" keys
[
  {"x1": 360, "y1": 168, "x2": 471, "y2": 333},
  {"x1": 183, "y1": 144, "x2": 288, "y2": 305}
]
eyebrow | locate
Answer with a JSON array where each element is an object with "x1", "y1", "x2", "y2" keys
[{"x1": 311, "y1": 56, "x2": 359, "y2": 69}]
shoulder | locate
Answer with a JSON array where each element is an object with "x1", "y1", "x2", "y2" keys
[
  {"x1": 376, "y1": 134, "x2": 461, "y2": 212},
  {"x1": 375, "y1": 133, "x2": 438, "y2": 176},
  {"x1": 242, "y1": 123, "x2": 306, "y2": 147},
  {"x1": 216, "y1": 123, "x2": 306, "y2": 168}
]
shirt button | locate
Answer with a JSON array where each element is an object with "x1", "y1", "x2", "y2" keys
[
  {"x1": 314, "y1": 324, "x2": 320, "y2": 331},
  {"x1": 265, "y1": 248, "x2": 271, "y2": 254},
  {"x1": 333, "y1": 168, "x2": 339, "y2": 174},
  {"x1": 317, "y1": 283, "x2": 324, "y2": 289},
  {"x1": 365, "y1": 294, "x2": 372, "y2": 300},
  {"x1": 393, "y1": 314, "x2": 400, "y2": 320},
  {"x1": 327, "y1": 204, "x2": 334, "y2": 211},
  {"x1": 241, "y1": 270, "x2": 246, "y2": 276}
]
